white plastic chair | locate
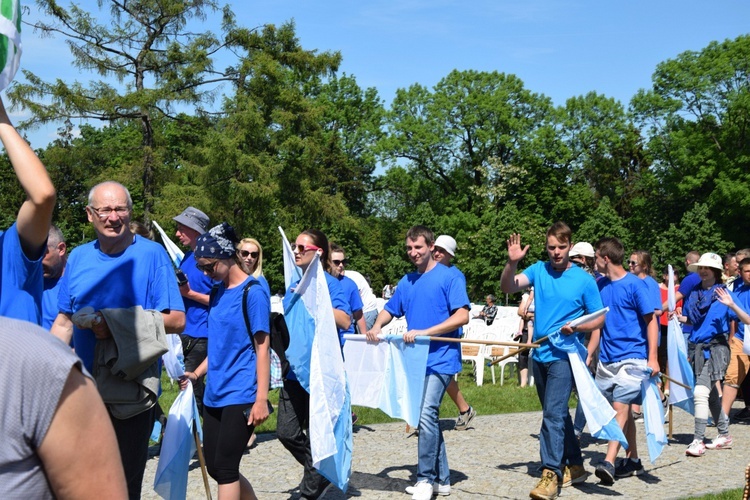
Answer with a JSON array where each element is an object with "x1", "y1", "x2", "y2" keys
[{"x1": 488, "y1": 345, "x2": 518, "y2": 386}]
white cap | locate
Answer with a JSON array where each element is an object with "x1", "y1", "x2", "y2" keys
[
  {"x1": 434, "y1": 235, "x2": 457, "y2": 256},
  {"x1": 687, "y1": 252, "x2": 723, "y2": 272},
  {"x1": 569, "y1": 242, "x2": 595, "y2": 258}
]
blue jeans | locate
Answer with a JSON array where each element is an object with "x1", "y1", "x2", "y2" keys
[
  {"x1": 417, "y1": 373, "x2": 452, "y2": 485},
  {"x1": 533, "y1": 359, "x2": 582, "y2": 479}
]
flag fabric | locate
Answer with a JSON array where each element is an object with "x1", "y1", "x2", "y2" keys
[
  {"x1": 547, "y1": 327, "x2": 628, "y2": 449},
  {"x1": 281, "y1": 230, "x2": 352, "y2": 492},
  {"x1": 343, "y1": 334, "x2": 430, "y2": 427},
  {"x1": 153, "y1": 336, "x2": 202, "y2": 500},
  {"x1": 152, "y1": 221, "x2": 185, "y2": 268},
  {"x1": 0, "y1": 0, "x2": 21, "y2": 92},
  {"x1": 279, "y1": 226, "x2": 302, "y2": 291},
  {"x1": 154, "y1": 383, "x2": 201, "y2": 500},
  {"x1": 640, "y1": 373, "x2": 668, "y2": 463},
  {"x1": 666, "y1": 265, "x2": 695, "y2": 414}
]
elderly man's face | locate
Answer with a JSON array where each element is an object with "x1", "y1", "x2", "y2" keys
[{"x1": 87, "y1": 184, "x2": 132, "y2": 242}]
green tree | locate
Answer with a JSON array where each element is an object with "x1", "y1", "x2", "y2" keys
[{"x1": 8, "y1": 0, "x2": 234, "y2": 221}]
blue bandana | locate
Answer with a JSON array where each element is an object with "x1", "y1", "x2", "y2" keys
[{"x1": 195, "y1": 222, "x2": 238, "y2": 259}]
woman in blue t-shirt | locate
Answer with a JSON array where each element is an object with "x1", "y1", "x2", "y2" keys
[
  {"x1": 678, "y1": 252, "x2": 732, "y2": 457},
  {"x1": 181, "y1": 223, "x2": 271, "y2": 499},
  {"x1": 276, "y1": 229, "x2": 351, "y2": 499}
]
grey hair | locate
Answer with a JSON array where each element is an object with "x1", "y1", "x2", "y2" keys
[
  {"x1": 88, "y1": 181, "x2": 133, "y2": 208},
  {"x1": 47, "y1": 225, "x2": 64, "y2": 246}
]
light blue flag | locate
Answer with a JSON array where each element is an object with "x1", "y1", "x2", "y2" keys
[
  {"x1": 548, "y1": 329, "x2": 628, "y2": 449},
  {"x1": 281, "y1": 231, "x2": 352, "y2": 492},
  {"x1": 666, "y1": 265, "x2": 695, "y2": 414},
  {"x1": 153, "y1": 220, "x2": 185, "y2": 268},
  {"x1": 278, "y1": 226, "x2": 302, "y2": 291},
  {"x1": 641, "y1": 374, "x2": 668, "y2": 464},
  {"x1": 343, "y1": 334, "x2": 430, "y2": 427},
  {"x1": 154, "y1": 383, "x2": 201, "y2": 500}
]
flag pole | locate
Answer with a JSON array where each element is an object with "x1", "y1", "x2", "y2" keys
[
  {"x1": 193, "y1": 424, "x2": 212, "y2": 500},
  {"x1": 488, "y1": 335, "x2": 548, "y2": 366},
  {"x1": 428, "y1": 337, "x2": 540, "y2": 348}
]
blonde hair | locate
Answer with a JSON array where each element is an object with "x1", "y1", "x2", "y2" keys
[{"x1": 237, "y1": 237, "x2": 264, "y2": 278}]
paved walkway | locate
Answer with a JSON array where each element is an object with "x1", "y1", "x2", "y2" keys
[{"x1": 142, "y1": 404, "x2": 749, "y2": 499}]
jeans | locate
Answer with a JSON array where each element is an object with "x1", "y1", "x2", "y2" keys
[
  {"x1": 417, "y1": 373, "x2": 452, "y2": 485},
  {"x1": 533, "y1": 359, "x2": 582, "y2": 479}
]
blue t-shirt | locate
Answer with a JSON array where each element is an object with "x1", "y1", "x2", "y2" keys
[
  {"x1": 337, "y1": 274, "x2": 364, "y2": 342},
  {"x1": 641, "y1": 275, "x2": 663, "y2": 313},
  {"x1": 0, "y1": 223, "x2": 44, "y2": 324},
  {"x1": 385, "y1": 263, "x2": 470, "y2": 375},
  {"x1": 179, "y1": 251, "x2": 213, "y2": 339},
  {"x1": 688, "y1": 285, "x2": 731, "y2": 344},
  {"x1": 522, "y1": 261, "x2": 603, "y2": 363},
  {"x1": 678, "y1": 272, "x2": 702, "y2": 334},
  {"x1": 598, "y1": 273, "x2": 653, "y2": 363},
  {"x1": 57, "y1": 235, "x2": 185, "y2": 373},
  {"x1": 204, "y1": 276, "x2": 270, "y2": 408},
  {"x1": 283, "y1": 271, "x2": 350, "y2": 382},
  {"x1": 447, "y1": 265, "x2": 467, "y2": 337},
  {"x1": 256, "y1": 275, "x2": 271, "y2": 295},
  {"x1": 730, "y1": 282, "x2": 750, "y2": 342},
  {"x1": 42, "y1": 276, "x2": 63, "y2": 330}
]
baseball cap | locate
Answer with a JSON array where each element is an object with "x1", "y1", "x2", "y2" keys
[{"x1": 569, "y1": 242, "x2": 595, "y2": 258}]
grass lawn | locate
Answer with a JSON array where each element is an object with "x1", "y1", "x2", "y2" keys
[{"x1": 157, "y1": 360, "x2": 566, "y2": 434}]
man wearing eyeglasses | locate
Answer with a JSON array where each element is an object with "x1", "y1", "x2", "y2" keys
[
  {"x1": 50, "y1": 181, "x2": 185, "y2": 500},
  {"x1": 173, "y1": 206, "x2": 213, "y2": 414},
  {"x1": 330, "y1": 243, "x2": 367, "y2": 341}
]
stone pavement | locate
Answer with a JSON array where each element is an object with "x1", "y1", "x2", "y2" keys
[{"x1": 142, "y1": 404, "x2": 750, "y2": 499}]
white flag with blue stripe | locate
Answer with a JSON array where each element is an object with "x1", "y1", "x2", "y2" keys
[
  {"x1": 640, "y1": 373, "x2": 668, "y2": 463},
  {"x1": 281, "y1": 230, "x2": 352, "y2": 492},
  {"x1": 343, "y1": 334, "x2": 430, "y2": 427},
  {"x1": 153, "y1": 220, "x2": 185, "y2": 268},
  {"x1": 666, "y1": 265, "x2": 695, "y2": 414}
]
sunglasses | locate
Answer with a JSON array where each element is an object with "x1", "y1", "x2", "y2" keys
[
  {"x1": 240, "y1": 250, "x2": 259, "y2": 259},
  {"x1": 628, "y1": 260, "x2": 639, "y2": 266},
  {"x1": 332, "y1": 259, "x2": 348, "y2": 266},
  {"x1": 196, "y1": 261, "x2": 218, "y2": 274},
  {"x1": 292, "y1": 244, "x2": 320, "y2": 254}
]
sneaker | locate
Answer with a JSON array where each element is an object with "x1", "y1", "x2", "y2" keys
[
  {"x1": 615, "y1": 458, "x2": 644, "y2": 478},
  {"x1": 685, "y1": 439, "x2": 706, "y2": 457},
  {"x1": 595, "y1": 461, "x2": 615, "y2": 485},
  {"x1": 705, "y1": 434, "x2": 733, "y2": 450},
  {"x1": 529, "y1": 469, "x2": 559, "y2": 500},
  {"x1": 406, "y1": 480, "x2": 434, "y2": 500},
  {"x1": 405, "y1": 482, "x2": 450, "y2": 496},
  {"x1": 561, "y1": 465, "x2": 587, "y2": 487},
  {"x1": 632, "y1": 411, "x2": 643, "y2": 422},
  {"x1": 455, "y1": 406, "x2": 476, "y2": 430}
]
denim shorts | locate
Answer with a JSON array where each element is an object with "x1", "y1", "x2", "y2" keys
[{"x1": 595, "y1": 358, "x2": 647, "y2": 405}]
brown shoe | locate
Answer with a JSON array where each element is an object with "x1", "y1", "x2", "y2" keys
[
  {"x1": 530, "y1": 469, "x2": 559, "y2": 500},
  {"x1": 561, "y1": 465, "x2": 587, "y2": 487}
]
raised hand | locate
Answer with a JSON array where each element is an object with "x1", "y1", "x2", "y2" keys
[
  {"x1": 715, "y1": 287, "x2": 735, "y2": 307},
  {"x1": 506, "y1": 233, "x2": 530, "y2": 263}
]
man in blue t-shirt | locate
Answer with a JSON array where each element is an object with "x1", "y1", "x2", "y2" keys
[
  {"x1": 42, "y1": 225, "x2": 68, "y2": 330},
  {"x1": 590, "y1": 237, "x2": 659, "y2": 484},
  {"x1": 50, "y1": 181, "x2": 185, "y2": 500},
  {"x1": 367, "y1": 226, "x2": 469, "y2": 500},
  {"x1": 720, "y1": 258, "x2": 750, "y2": 426},
  {"x1": 330, "y1": 243, "x2": 366, "y2": 343},
  {"x1": 173, "y1": 206, "x2": 213, "y2": 413},
  {"x1": 0, "y1": 97, "x2": 56, "y2": 324},
  {"x1": 501, "y1": 222, "x2": 604, "y2": 500}
]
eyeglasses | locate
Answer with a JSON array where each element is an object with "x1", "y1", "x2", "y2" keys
[
  {"x1": 240, "y1": 250, "x2": 259, "y2": 259},
  {"x1": 196, "y1": 261, "x2": 218, "y2": 274},
  {"x1": 628, "y1": 260, "x2": 639, "y2": 267},
  {"x1": 332, "y1": 259, "x2": 348, "y2": 266},
  {"x1": 292, "y1": 244, "x2": 320, "y2": 254},
  {"x1": 89, "y1": 205, "x2": 130, "y2": 219}
]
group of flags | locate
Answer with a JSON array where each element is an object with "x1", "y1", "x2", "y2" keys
[{"x1": 150, "y1": 225, "x2": 699, "y2": 498}]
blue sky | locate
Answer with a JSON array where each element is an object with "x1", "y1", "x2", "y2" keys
[{"x1": 10, "y1": 0, "x2": 750, "y2": 148}]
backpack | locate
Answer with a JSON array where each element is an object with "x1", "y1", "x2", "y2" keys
[{"x1": 209, "y1": 280, "x2": 290, "y2": 389}]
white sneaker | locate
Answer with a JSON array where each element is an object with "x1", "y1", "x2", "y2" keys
[
  {"x1": 406, "y1": 480, "x2": 435, "y2": 500},
  {"x1": 405, "y1": 482, "x2": 450, "y2": 496},
  {"x1": 705, "y1": 434, "x2": 733, "y2": 450},
  {"x1": 685, "y1": 439, "x2": 706, "y2": 457}
]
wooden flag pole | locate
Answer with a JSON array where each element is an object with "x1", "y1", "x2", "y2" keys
[
  {"x1": 488, "y1": 335, "x2": 549, "y2": 366},
  {"x1": 193, "y1": 424, "x2": 212, "y2": 500},
  {"x1": 428, "y1": 337, "x2": 539, "y2": 349}
]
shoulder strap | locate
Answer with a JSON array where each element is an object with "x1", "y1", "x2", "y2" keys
[{"x1": 242, "y1": 280, "x2": 260, "y2": 353}]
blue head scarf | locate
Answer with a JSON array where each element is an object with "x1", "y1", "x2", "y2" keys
[{"x1": 194, "y1": 222, "x2": 238, "y2": 259}]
